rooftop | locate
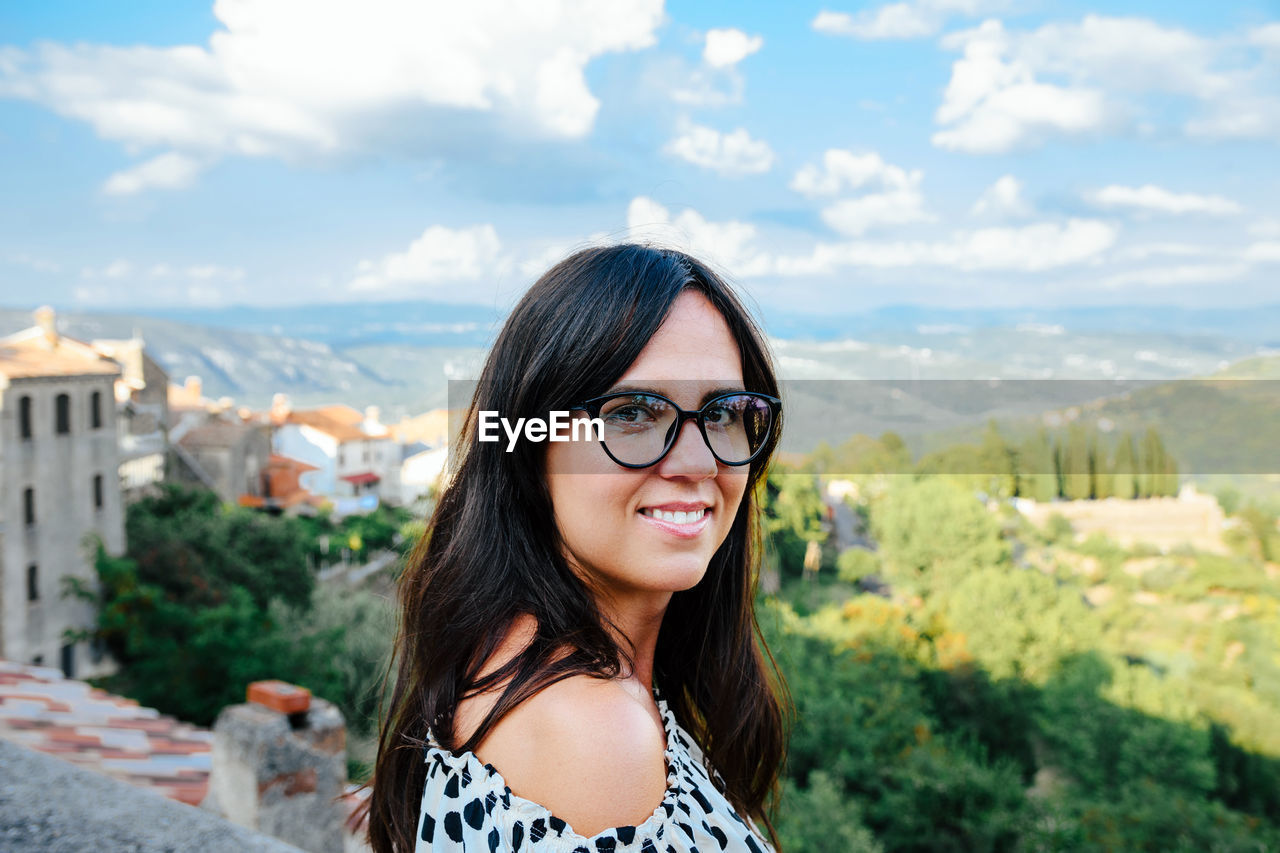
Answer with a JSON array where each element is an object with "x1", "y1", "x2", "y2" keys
[
  {"x1": 285, "y1": 407, "x2": 388, "y2": 444},
  {"x1": 0, "y1": 660, "x2": 212, "y2": 806},
  {"x1": 178, "y1": 418, "x2": 265, "y2": 449},
  {"x1": 0, "y1": 327, "x2": 122, "y2": 381}
]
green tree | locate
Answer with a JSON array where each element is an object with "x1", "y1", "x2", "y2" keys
[
  {"x1": 77, "y1": 541, "x2": 342, "y2": 726},
  {"x1": 870, "y1": 477, "x2": 1010, "y2": 589},
  {"x1": 1111, "y1": 431, "x2": 1139, "y2": 499},
  {"x1": 1090, "y1": 430, "x2": 1113, "y2": 500},
  {"x1": 1060, "y1": 424, "x2": 1092, "y2": 501},
  {"x1": 1017, "y1": 427, "x2": 1058, "y2": 502},
  {"x1": 125, "y1": 483, "x2": 312, "y2": 610},
  {"x1": 978, "y1": 419, "x2": 1019, "y2": 499},
  {"x1": 762, "y1": 469, "x2": 828, "y2": 579},
  {"x1": 836, "y1": 548, "x2": 880, "y2": 585},
  {"x1": 777, "y1": 771, "x2": 883, "y2": 853}
]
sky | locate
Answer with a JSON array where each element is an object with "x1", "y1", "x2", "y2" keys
[{"x1": 1, "y1": 0, "x2": 1278, "y2": 315}]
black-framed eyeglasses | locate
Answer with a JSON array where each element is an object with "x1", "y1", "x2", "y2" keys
[{"x1": 567, "y1": 390, "x2": 781, "y2": 469}]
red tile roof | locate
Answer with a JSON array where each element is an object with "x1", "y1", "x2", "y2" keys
[{"x1": 0, "y1": 660, "x2": 212, "y2": 805}]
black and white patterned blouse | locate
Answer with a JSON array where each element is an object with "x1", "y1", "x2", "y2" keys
[{"x1": 415, "y1": 685, "x2": 775, "y2": 852}]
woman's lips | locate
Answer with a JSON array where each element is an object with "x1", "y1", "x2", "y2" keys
[{"x1": 638, "y1": 507, "x2": 712, "y2": 539}]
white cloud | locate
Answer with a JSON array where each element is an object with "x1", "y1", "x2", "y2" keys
[
  {"x1": 791, "y1": 149, "x2": 932, "y2": 236},
  {"x1": 1100, "y1": 263, "x2": 1250, "y2": 289},
  {"x1": 702, "y1": 28, "x2": 763, "y2": 68},
  {"x1": 664, "y1": 123, "x2": 775, "y2": 175},
  {"x1": 76, "y1": 258, "x2": 246, "y2": 288},
  {"x1": 613, "y1": 196, "x2": 1112, "y2": 281},
  {"x1": 1089, "y1": 184, "x2": 1243, "y2": 216},
  {"x1": 184, "y1": 264, "x2": 246, "y2": 281},
  {"x1": 625, "y1": 197, "x2": 773, "y2": 277},
  {"x1": 970, "y1": 174, "x2": 1030, "y2": 217},
  {"x1": 102, "y1": 152, "x2": 206, "y2": 195},
  {"x1": 80, "y1": 259, "x2": 134, "y2": 279},
  {"x1": 1248, "y1": 23, "x2": 1280, "y2": 51},
  {"x1": 669, "y1": 69, "x2": 744, "y2": 107},
  {"x1": 1245, "y1": 242, "x2": 1280, "y2": 263},
  {"x1": 774, "y1": 219, "x2": 1117, "y2": 274},
  {"x1": 933, "y1": 21, "x2": 1108, "y2": 153},
  {"x1": 811, "y1": 1, "x2": 1008, "y2": 41},
  {"x1": 933, "y1": 15, "x2": 1280, "y2": 152},
  {"x1": 1116, "y1": 243, "x2": 1220, "y2": 262},
  {"x1": 351, "y1": 224, "x2": 508, "y2": 292},
  {"x1": 812, "y1": 6, "x2": 935, "y2": 40},
  {"x1": 821, "y1": 190, "x2": 933, "y2": 236},
  {"x1": 0, "y1": 0, "x2": 664, "y2": 191},
  {"x1": 790, "y1": 149, "x2": 920, "y2": 197},
  {"x1": 104, "y1": 260, "x2": 133, "y2": 279}
]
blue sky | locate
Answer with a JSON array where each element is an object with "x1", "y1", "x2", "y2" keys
[{"x1": 1, "y1": 0, "x2": 1278, "y2": 315}]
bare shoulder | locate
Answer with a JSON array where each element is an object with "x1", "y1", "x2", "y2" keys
[
  {"x1": 457, "y1": 627, "x2": 667, "y2": 836},
  {"x1": 453, "y1": 612, "x2": 540, "y2": 746}
]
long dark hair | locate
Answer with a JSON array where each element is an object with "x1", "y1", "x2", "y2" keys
[{"x1": 366, "y1": 244, "x2": 790, "y2": 851}]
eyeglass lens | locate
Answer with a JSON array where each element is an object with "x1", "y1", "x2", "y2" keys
[{"x1": 597, "y1": 393, "x2": 773, "y2": 466}]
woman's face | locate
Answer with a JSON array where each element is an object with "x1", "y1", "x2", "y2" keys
[{"x1": 545, "y1": 289, "x2": 751, "y2": 607}]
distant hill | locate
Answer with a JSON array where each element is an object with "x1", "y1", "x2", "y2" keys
[
  {"x1": 117, "y1": 301, "x2": 504, "y2": 349},
  {"x1": 762, "y1": 302, "x2": 1280, "y2": 347},
  {"x1": 1212, "y1": 353, "x2": 1280, "y2": 379},
  {"x1": 3, "y1": 303, "x2": 1276, "y2": 435},
  {"x1": 0, "y1": 308, "x2": 482, "y2": 418}
]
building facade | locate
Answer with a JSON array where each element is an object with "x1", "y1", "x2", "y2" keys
[
  {"x1": 270, "y1": 402, "x2": 401, "y2": 512},
  {"x1": 91, "y1": 336, "x2": 171, "y2": 498},
  {"x1": 0, "y1": 308, "x2": 124, "y2": 677}
]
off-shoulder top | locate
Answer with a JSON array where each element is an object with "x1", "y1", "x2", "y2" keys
[{"x1": 414, "y1": 685, "x2": 774, "y2": 852}]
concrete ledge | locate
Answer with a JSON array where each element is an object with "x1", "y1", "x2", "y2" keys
[{"x1": 0, "y1": 738, "x2": 302, "y2": 853}]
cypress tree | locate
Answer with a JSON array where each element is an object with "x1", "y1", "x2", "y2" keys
[
  {"x1": 1112, "y1": 431, "x2": 1138, "y2": 499},
  {"x1": 1062, "y1": 423, "x2": 1092, "y2": 500}
]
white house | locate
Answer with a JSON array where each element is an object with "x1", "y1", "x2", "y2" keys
[{"x1": 270, "y1": 400, "x2": 401, "y2": 512}]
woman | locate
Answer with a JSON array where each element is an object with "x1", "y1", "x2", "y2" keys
[{"x1": 367, "y1": 244, "x2": 789, "y2": 852}]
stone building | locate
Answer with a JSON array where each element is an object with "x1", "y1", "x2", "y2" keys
[
  {"x1": 173, "y1": 418, "x2": 273, "y2": 506},
  {"x1": 91, "y1": 335, "x2": 171, "y2": 498},
  {"x1": 0, "y1": 307, "x2": 124, "y2": 677}
]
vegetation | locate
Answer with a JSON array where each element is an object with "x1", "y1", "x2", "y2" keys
[
  {"x1": 73, "y1": 484, "x2": 400, "y2": 740},
  {"x1": 72, "y1": 424, "x2": 1280, "y2": 850},
  {"x1": 814, "y1": 422, "x2": 1181, "y2": 501},
  {"x1": 767, "y1": 470, "x2": 1280, "y2": 852}
]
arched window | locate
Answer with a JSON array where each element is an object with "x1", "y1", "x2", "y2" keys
[
  {"x1": 55, "y1": 393, "x2": 70, "y2": 434},
  {"x1": 91, "y1": 390, "x2": 103, "y2": 429},
  {"x1": 19, "y1": 395, "x2": 32, "y2": 439}
]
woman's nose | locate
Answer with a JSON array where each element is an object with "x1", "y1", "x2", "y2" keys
[{"x1": 656, "y1": 418, "x2": 717, "y2": 479}]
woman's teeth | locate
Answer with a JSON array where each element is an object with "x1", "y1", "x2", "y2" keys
[{"x1": 641, "y1": 508, "x2": 706, "y2": 524}]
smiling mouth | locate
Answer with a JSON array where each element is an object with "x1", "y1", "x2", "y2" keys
[{"x1": 639, "y1": 507, "x2": 708, "y2": 525}]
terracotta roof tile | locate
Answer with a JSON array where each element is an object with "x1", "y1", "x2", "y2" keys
[{"x1": 0, "y1": 660, "x2": 212, "y2": 805}]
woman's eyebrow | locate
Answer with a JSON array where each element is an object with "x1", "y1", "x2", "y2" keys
[{"x1": 603, "y1": 383, "x2": 748, "y2": 404}]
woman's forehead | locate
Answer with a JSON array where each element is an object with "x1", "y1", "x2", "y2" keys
[{"x1": 617, "y1": 291, "x2": 743, "y2": 386}]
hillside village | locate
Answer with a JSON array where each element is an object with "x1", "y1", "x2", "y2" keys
[
  {"x1": 3, "y1": 305, "x2": 1280, "y2": 852},
  {"x1": 0, "y1": 307, "x2": 449, "y2": 679}
]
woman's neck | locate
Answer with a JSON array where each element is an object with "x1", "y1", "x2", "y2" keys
[{"x1": 596, "y1": 590, "x2": 669, "y2": 695}]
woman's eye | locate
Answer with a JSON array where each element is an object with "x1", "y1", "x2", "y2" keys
[
  {"x1": 705, "y1": 404, "x2": 737, "y2": 426},
  {"x1": 605, "y1": 405, "x2": 654, "y2": 424}
]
